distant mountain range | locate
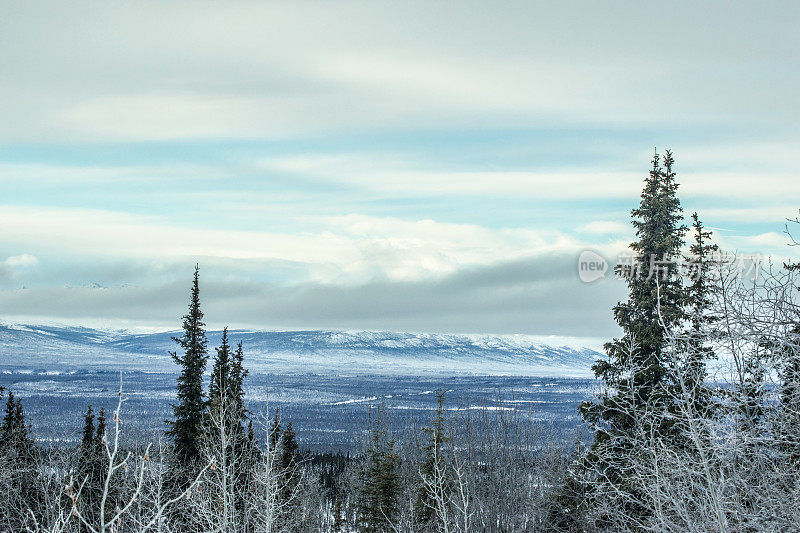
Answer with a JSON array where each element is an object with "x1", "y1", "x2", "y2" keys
[{"x1": 0, "y1": 323, "x2": 602, "y2": 377}]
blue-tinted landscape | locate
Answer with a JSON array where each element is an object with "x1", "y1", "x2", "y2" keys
[
  {"x1": 0, "y1": 323, "x2": 600, "y2": 450},
  {"x1": 0, "y1": 370, "x2": 597, "y2": 450}
]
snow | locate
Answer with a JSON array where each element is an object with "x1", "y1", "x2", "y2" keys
[
  {"x1": 327, "y1": 397, "x2": 379, "y2": 406},
  {"x1": 0, "y1": 323, "x2": 602, "y2": 377}
]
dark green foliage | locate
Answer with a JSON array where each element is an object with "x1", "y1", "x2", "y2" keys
[
  {"x1": 356, "y1": 407, "x2": 401, "y2": 532},
  {"x1": 280, "y1": 421, "x2": 301, "y2": 469},
  {"x1": 231, "y1": 341, "x2": 248, "y2": 419},
  {"x1": 545, "y1": 458, "x2": 589, "y2": 532},
  {"x1": 580, "y1": 151, "x2": 690, "y2": 522},
  {"x1": 592, "y1": 151, "x2": 686, "y2": 391},
  {"x1": 304, "y1": 451, "x2": 354, "y2": 531},
  {"x1": 679, "y1": 212, "x2": 719, "y2": 418},
  {"x1": 0, "y1": 389, "x2": 40, "y2": 529},
  {"x1": 269, "y1": 410, "x2": 282, "y2": 450},
  {"x1": 208, "y1": 327, "x2": 232, "y2": 416},
  {"x1": 208, "y1": 333, "x2": 252, "y2": 437},
  {"x1": 279, "y1": 421, "x2": 302, "y2": 499},
  {"x1": 166, "y1": 265, "x2": 209, "y2": 473},
  {"x1": 208, "y1": 331, "x2": 251, "y2": 442},
  {"x1": 207, "y1": 329, "x2": 258, "y2": 527},
  {"x1": 309, "y1": 451, "x2": 350, "y2": 497},
  {"x1": 1, "y1": 390, "x2": 33, "y2": 451},
  {"x1": 685, "y1": 213, "x2": 719, "y2": 343},
  {"x1": 268, "y1": 418, "x2": 305, "y2": 530},
  {"x1": 75, "y1": 405, "x2": 110, "y2": 530},
  {"x1": 95, "y1": 407, "x2": 106, "y2": 446},
  {"x1": 81, "y1": 405, "x2": 95, "y2": 449}
]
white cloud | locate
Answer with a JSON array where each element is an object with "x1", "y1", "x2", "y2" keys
[
  {"x1": 2, "y1": 1, "x2": 798, "y2": 142},
  {"x1": 257, "y1": 153, "x2": 645, "y2": 198},
  {"x1": 701, "y1": 206, "x2": 800, "y2": 224},
  {"x1": 577, "y1": 221, "x2": 630, "y2": 235},
  {"x1": 1, "y1": 1, "x2": 797, "y2": 336},
  {"x1": 257, "y1": 151, "x2": 800, "y2": 201},
  {"x1": 4, "y1": 254, "x2": 39, "y2": 267},
  {"x1": 0, "y1": 206, "x2": 592, "y2": 284},
  {"x1": 323, "y1": 214, "x2": 584, "y2": 281},
  {"x1": 0, "y1": 253, "x2": 628, "y2": 336},
  {"x1": 730, "y1": 232, "x2": 793, "y2": 250}
]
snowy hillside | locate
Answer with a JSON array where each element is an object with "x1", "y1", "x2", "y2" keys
[{"x1": 0, "y1": 323, "x2": 601, "y2": 376}]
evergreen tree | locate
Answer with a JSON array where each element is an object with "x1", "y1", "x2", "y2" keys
[
  {"x1": 680, "y1": 212, "x2": 719, "y2": 417},
  {"x1": 208, "y1": 332, "x2": 251, "y2": 453},
  {"x1": 356, "y1": 407, "x2": 401, "y2": 532},
  {"x1": 1, "y1": 390, "x2": 34, "y2": 455},
  {"x1": 580, "y1": 151, "x2": 688, "y2": 520},
  {"x1": 206, "y1": 330, "x2": 256, "y2": 525},
  {"x1": 267, "y1": 418, "x2": 304, "y2": 530},
  {"x1": 0, "y1": 390, "x2": 39, "y2": 528},
  {"x1": 81, "y1": 405, "x2": 95, "y2": 449},
  {"x1": 208, "y1": 327, "x2": 232, "y2": 420},
  {"x1": 231, "y1": 341, "x2": 258, "y2": 481},
  {"x1": 76, "y1": 405, "x2": 109, "y2": 531},
  {"x1": 166, "y1": 265, "x2": 209, "y2": 485},
  {"x1": 95, "y1": 407, "x2": 106, "y2": 447},
  {"x1": 269, "y1": 410, "x2": 282, "y2": 450},
  {"x1": 230, "y1": 340, "x2": 248, "y2": 423},
  {"x1": 279, "y1": 421, "x2": 302, "y2": 499}
]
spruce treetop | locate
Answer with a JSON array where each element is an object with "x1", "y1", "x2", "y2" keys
[{"x1": 166, "y1": 264, "x2": 210, "y2": 468}]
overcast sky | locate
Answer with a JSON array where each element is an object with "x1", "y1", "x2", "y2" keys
[{"x1": 1, "y1": 1, "x2": 798, "y2": 339}]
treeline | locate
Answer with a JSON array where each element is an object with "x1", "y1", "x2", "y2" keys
[{"x1": 1, "y1": 151, "x2": 799, "y2": 531}]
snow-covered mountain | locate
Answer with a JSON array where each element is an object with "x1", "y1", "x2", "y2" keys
[{"x1": 0, "y1": 323, "x2": 601, "y2": 377}]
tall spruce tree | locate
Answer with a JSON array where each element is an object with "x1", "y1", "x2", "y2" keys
[
  {"x1": 1, "y1": 390, "x2": 34, "y2": 456},
  {"x1": 81, "y1": 405, "x2": 95, "y2": 449},
  {"x1": 204, "y1": 328, "x2": 257, "y2": 528},
  {"x1": 356, "y1": 407, "x2": 401, "y2": 532},
  {"x1": 230, "y1": 340, "x2": 248, "y2": 423},
  {"x1": 279, "y1": 421, "x2": 302, "y2": 501},
  {"x1": 269, "y1": 410, "x2": 282, "y2": 451},
  {"x1": 95, "y1": 407, "x2": 106, "y2": 447},
  {"x1": 76, "y1": 405, "x2": 109, "y2": 530},
  {"x1": 208, "y1": 332, "x2": 250, "y2": 441},
  {"x1": 680, "y1": 212, "x2": 719, "y2": 416},
  {"x1": 166, "y1": 265, "x2": 209, "y2": 471},
  {"x1": 0, "y1": 390, "x2": 39, "y2": 528},
  {"x1": 580, "y1": 151, "x2": 688, "y2": 513},
  {"x1": 208, "y1": 327, "x2": 232, "y2": 418}
]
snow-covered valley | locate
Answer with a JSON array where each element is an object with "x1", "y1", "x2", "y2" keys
[{"x1": 0, "y1": 323, "x2": 602, "y2": 450}]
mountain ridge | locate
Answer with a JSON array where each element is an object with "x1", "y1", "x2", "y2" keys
[{"x1": 0, "y1": 323, "x2": 602, "y2": 377}]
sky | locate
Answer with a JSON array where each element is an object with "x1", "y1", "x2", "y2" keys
[{"x1": 1, "y1": 1, "x2": 798, "y2": 339}]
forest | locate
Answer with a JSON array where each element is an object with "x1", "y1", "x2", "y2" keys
[{"x1": 1, "y1": 151, "x2": 799, "y2": 532}]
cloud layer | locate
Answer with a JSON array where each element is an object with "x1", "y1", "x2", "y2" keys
[{"x1": 1, "y1": 1, "x2": 798, "y2": 337}]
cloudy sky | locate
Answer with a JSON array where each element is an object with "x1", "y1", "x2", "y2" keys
[{"x1": 1, "y1": 1, "x2": 798, "y2": 338}]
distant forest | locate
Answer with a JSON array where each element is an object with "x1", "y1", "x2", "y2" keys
[{"x1": 2, "y1": 151, "x2": 799, "y2": 531}]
